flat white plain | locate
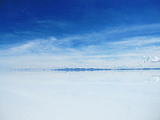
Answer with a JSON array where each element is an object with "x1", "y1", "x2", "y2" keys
[{"x1": 0, "y1": 71, "x2": 160, "y2": 120}]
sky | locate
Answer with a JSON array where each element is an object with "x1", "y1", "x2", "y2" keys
[{"x1": 0, "y1": 0, "x2": 160, "y2": 69}]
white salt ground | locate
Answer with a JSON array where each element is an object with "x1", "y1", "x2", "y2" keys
[{"x1": 0, "y1": 71, "x2": 160, "y2": 120}]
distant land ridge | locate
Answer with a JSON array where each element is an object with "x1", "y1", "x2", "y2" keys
[{"x1": 14, "y1": 67, "x2": 160, "y2": 72}]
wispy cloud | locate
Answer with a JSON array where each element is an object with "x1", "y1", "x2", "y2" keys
[
  {"x1": 0, "y1": 24, "x2": 160, "y2": 69},
  {"x1": 109, "y1": 36, "x2": 160, "y2": 47}
]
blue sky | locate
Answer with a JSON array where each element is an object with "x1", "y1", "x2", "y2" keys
[
  {"x1": 0, "y1": 0, "x2": 160, "y2": 44},
  {"x1": 0, "y1": 0, "x2": 160, "y2": 69}
]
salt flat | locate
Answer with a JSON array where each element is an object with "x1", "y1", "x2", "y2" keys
[{"x1": 0, "y1": 71, "x2": 160, "y2": 120}]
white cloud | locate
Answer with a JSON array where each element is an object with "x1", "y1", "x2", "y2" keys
[
  {"x1": 146, "y1": 56, "x2": 160, "y2": 62},
  {"x1": 0, "y1": 24, "x2": 160, "y2": 70},
  {"x1": 109, "y1": 36, "x2": 160, "y2": 47}
]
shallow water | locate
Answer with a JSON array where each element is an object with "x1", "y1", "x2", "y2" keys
[{"x1": 0, "y1": 71, "x2": 160, "y2": 120}]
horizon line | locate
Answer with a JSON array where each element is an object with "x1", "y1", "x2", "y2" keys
[{"x1": 13, "y1": 67, "x2": 160, "y2": 72}]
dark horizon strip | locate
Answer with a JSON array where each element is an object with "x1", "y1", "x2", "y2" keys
[
  {"x1": 54, "y1": 68, "x2": 160, "y2": 71},
  {"x1": 14, "y1": 67, "x2": 160, "y2": 72}
]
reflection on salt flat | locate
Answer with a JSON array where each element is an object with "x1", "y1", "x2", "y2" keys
[
  {"x1": 151, "y1": 75, "x2": 160, "y2": 83},
  {"x1": 0, "y1": 71, "x2": 160, "y2": 120}
]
